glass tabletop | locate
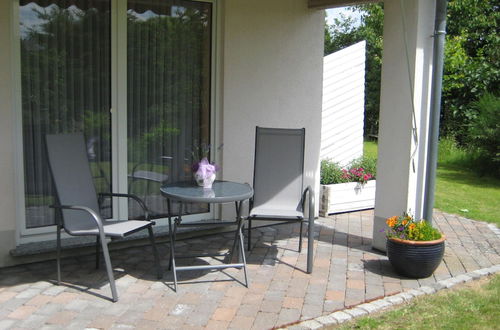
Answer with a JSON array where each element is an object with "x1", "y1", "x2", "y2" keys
[{"x1": 160, "y1": 180, "x2": 253, "y2": 203}]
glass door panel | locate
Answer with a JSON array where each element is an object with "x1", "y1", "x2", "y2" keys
[
  {"x1": 127, "y1": 0, "x2": 212, "y2": 218},
  {"x1": 19, "y1": 0, "x2": 112, "y2": 228}
]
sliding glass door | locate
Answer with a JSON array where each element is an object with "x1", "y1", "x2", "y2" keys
[
  {"x1": 20, "y1": 0, "x2": 112, "y2": 228},
  {"x1": 18, "y1": 0, "x2": 213, "y2": 231},
  {"x1": 127, "y1": 0, "x2": 212, "y2": 218}
]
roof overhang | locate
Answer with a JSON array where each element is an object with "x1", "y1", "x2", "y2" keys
[{"x1": 308, "y1": 0, "x2": 379, "y2": 9}]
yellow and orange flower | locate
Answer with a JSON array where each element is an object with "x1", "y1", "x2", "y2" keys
[{"x1": 386, "y1": 216, "x2": 398, "y2": 228}]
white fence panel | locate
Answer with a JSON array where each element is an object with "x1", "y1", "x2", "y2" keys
[{"x1": 321, "y1": 41, "x2": 366, "y2": 166}]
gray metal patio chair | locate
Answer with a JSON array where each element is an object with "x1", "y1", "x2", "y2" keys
[
  {"x1": 247, "y1": 127, "x2": 315, "y2": 273},
  {"x1": 45, "y1": 133, "x2": 162, "y2": 302}
]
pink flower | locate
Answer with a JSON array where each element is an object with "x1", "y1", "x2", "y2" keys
[{"x1": 195, "y1": 157, "x2": 217, "y2": 179}]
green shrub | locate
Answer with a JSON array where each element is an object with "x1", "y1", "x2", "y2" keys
[
  {"x1": 320, "y1": 160, "x2": 347, "y2": 185},
  {"x1": 320, "y1": 156, "x2": 377, "y2": 185},
  {"x1": 468, "y1": 93, "x2": 500, "y2": 176}
]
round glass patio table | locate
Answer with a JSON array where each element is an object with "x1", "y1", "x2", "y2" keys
[
  {"x1": 160, "y1": 180, "x2": 253, "y2": 291},
  {"x1": 160, "y1": 180, "x2": 253, "y2": 203}
]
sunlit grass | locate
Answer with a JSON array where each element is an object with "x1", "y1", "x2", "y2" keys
[
  {"x1": 333, "y1": 275, "x2": 500, "y2": 329},
  {"x1": 363, "y1": 140, "x2": 378, "y2": 159},
  {"x1": 363, "y1": 140, "x2": 500, "y2": 225},
  {"x1": 435, "y1": 166, "x2": 500, "y2": 226}
]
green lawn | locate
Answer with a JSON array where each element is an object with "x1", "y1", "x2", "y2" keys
[
  {"x1": 363, "y1": 140, "x2": 378, "y2": 159},
  {"x1": 363, "y1": 140, "x2": 500, "y2": 225},
  {"x1": 333, "y1": 275, "x2": 500, "y2": 329},
  {"x1": 435, "y1": 165, "x2": 500, "y2": 225}
]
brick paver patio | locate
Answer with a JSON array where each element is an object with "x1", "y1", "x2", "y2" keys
[{"x1": 0, "y1": 210, "x2": 499, "y2": 329}]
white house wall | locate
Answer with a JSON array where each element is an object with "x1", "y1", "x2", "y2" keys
[
  {"x1": 220, "y1": 0, "x2": 324, "y2": 216},
  {"x1": 321, "y1": 41, "x2": 366, "y2": 166}
]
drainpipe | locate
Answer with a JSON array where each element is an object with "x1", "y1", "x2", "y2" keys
[{"x1": 423, "y1": 0, "x2": 448, "y2": 225}]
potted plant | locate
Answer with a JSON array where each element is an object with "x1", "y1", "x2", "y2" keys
[
  {"x1": 319, "y1": 156, "x2": 376, "y2": 215},
  {"x1": 385, "y1": 213, "x2": 445, "y2": 278}
]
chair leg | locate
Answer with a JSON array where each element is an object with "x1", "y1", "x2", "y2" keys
[
  {"x1": 148, "y1": 226, "x2": 162, "y2": 279},
  {"x1": 247, "y1": 219, "x2": 252, "y2": 251},
  {"x1": 99, "y1": 234, "x2": 118, "y2": 302},
  {"x1": 307, "y1": 217, "x2": 314, "y2": 274},
  {"x1": 298, "y1": 221, "x2": 303, "y2": 253},
  {"x1": 95, "y1": 236, "x2": 100, "y2": 269},
  {"x1": 56, "y1": 225, "x2": 61, "y2": 285}
]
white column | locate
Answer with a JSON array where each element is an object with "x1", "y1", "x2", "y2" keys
[{"x1": 372, "y1": 0, "x2": 436, "y2": 251}]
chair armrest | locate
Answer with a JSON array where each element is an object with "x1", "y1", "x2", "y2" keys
[
  {"x1": 50, "y1": 204, "x2": 104, "y2": 230},
  {"x1": 302, "y1": 186, "x2": 315, "y2": 221},
  {"x1": 98, "y1": 193, "x2": 151, "y2": 221}
]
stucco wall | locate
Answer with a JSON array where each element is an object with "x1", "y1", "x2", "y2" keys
[
  {"x1": 0, "y1": 0, "x2": 19, "y2": 266},
  {"x1": 220, "y1": 0, "x2": 324, "y2": 215}
]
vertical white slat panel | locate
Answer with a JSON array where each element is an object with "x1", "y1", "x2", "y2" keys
[{"x1": 320, "y1": 41, "x2": 366, "y2": 166}]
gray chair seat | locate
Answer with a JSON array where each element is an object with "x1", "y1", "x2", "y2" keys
[
  {"x1": 68, "y1": 220, "x2": 153, "y2": 238},
  {"x1": 250, "y1": 207, "x2": 304, "y2": 219}
]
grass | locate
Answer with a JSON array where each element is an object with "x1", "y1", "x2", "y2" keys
[
  {"x1": 363, "y1": 140, "x2": 378, "y2": 159},
  {"x1": 363, "y1": 139, "x2": 500, "y2": 226},
  {"x1": 333, "y1": 274, "x2": 500, "y2": 329},
  {"x1": 435, "y1": 166, "x2": 500, "y2": 225}
]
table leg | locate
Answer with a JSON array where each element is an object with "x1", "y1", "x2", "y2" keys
[{"x1": 229, "y1": 201, "x2": 244, "y2": 262}]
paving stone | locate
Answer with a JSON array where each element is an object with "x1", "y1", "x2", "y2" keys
[
  {"x1": 419, "y1": 286, "x2": 436, "y2": 295},
  {"x1": 455, "y1": 274, "x2": 473, "y2": 283},
  {"x1": 357, "y1": 303, "x2": 380, "y2": 313},
  {"x1": 42, "y1": 286, "x2": 66, "y2": 296},
  {"x1": 315, "y1": 314, "x2": 338, "y2": 326},
  {"x1": 370, "y1": 299, "x2": 392, "y2": 310},
  {"x1": 18, "y1": 313, "x2": 50, "y2": 328},
  {"x1": 385, "y1": 294, "x2": 405, "y2": 305},
  {"x1": 251, "y1": 311, "x2": 278, "y2": 330},
  {"x1": 15, "y1": 288, "x2": 41, "y2": 299},
  {"x1": 0, "y1": 319, "x2": 17, "y2": 329},
  {"x1": 440, "y1": 277, "x2": 462, "y2": 288},
  {"x1": 330, "y1": 311, "x2": 352, "y2": 323},
  {"x1": 296, "y1": 320, "x2": 323, "y2": 329},
  {"x1": 344, "y1": 307, "x2": 368, "y2": 318},
  {"x1": 406, "y1": 289, "x2": 426, "y2": 297},
  {"x1": 472, "y1": 268, "x2": 490, "y2": 276}
]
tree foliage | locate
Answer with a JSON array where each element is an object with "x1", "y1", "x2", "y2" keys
[
  {"x1": 324, "y1": 1, "x2": 499, "y2": 148},
  {"x1": 442, "y1": 0, "x2": 499, "y2": 143}
]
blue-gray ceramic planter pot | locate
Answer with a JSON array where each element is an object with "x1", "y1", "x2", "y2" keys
[{"x1": 387, "y1": 236, "x2": 445, "y2": 278}]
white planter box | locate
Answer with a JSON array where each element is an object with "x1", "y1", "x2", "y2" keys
[{"x1": 320, "y1": 180, "x2": 376, "y2": 216}]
